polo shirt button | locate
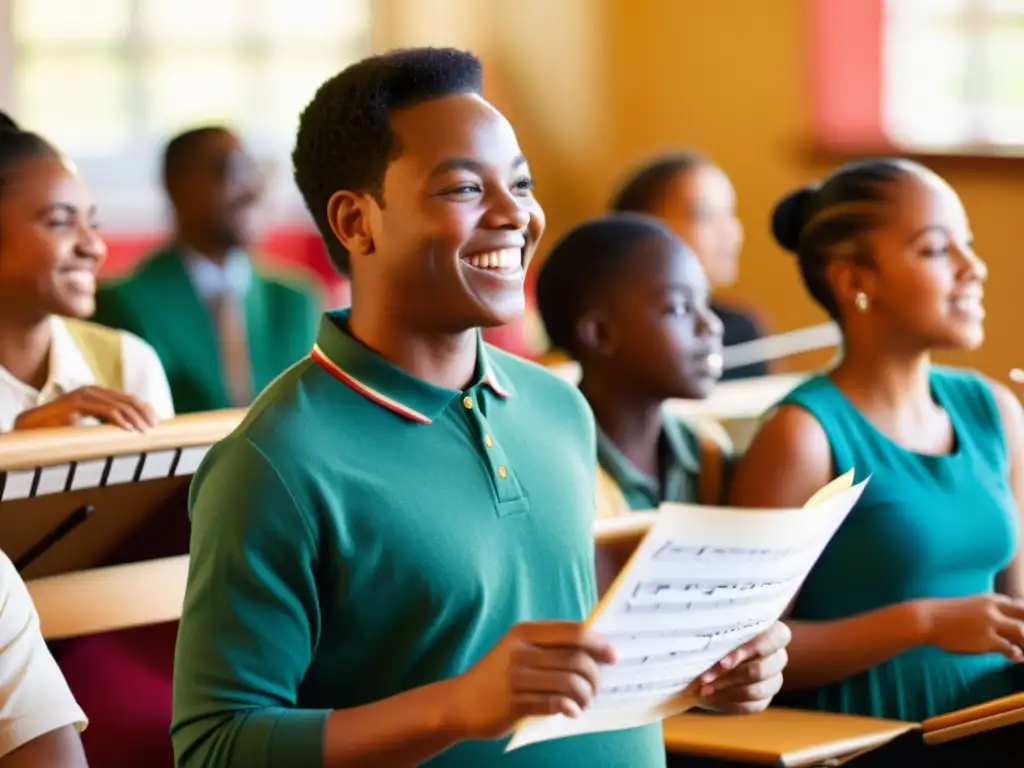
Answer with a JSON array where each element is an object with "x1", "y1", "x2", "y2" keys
[
  {"x1": 484, "y1": 435, "x2": 494, "y2": 448},
  {"x1": 497, "y1": 465, "x2": 508, "y2": 479},
  {"x1": 462, "y1": 396, "x2": 473, "y2": 410}
]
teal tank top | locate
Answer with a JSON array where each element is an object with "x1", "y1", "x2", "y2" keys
[{"x1": 778, "y1": 367, "x2": 1020, "y2": 721}]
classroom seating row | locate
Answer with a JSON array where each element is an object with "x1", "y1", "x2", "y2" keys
[{"x1": 1, "y1": 377, "x2": 1019, "y2": 767}]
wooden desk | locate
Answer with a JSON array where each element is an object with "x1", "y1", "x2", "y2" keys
[
  {"x1": 662, "y1": 709, "x2": 914, "y2": 767},
  {"x1": 0, "y1": 409, "x2": 243, "y2": 636}
]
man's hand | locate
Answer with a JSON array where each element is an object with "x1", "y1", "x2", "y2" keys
[
  {"x1": 696, "y1": 621, "x2": 791, "y2": 714},
  {"x1": 445, "y1": 621, "x2": 618, "y2": 740}
]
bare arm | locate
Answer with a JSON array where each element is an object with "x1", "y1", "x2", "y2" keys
[
  {"x1": 729, "y1": 406, "x2": 931, "y2": 691},
  {"x1": 985, "y1": 378, "x2": 1024, "y2": 600},
  {"x1": 317, "y1": 682, "x2": 460, "y2": 768},
  {"x1": 0, "y1": 726, "x2": 87, "y2": 768}
]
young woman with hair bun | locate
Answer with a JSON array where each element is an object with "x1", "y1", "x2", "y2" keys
[{"x1": 731, "y1": 158, "x2": 1023, "y2": 726}]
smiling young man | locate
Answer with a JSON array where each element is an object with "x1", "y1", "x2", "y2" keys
[{"x1": 171, "y1": 49, "x2": 789, "y2": 768}]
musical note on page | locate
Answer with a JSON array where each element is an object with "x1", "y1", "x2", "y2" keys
[{"x1": 507, "y1": 470, "x2": 866, "y2": 751}]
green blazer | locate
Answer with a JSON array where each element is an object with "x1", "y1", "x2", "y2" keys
[{"x1": 93, "y1": 245, "x2": 320, "y2": 414}]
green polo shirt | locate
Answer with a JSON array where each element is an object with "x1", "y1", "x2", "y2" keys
[
  {"x1": 597, "y1": 415, "x2": 733, "y2": 510},
  {"x1": 171, "y1": 308, "x2": 665, "y2": 768}
]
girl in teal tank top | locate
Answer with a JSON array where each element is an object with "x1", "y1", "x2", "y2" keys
[
  {"x1": 731, "y1": 158, "x2": 1024, "y2": 724},
  {"x1": 779, "y1": 368, "x2": 1019, "y2": 720}
]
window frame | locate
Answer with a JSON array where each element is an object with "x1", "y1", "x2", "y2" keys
[
  {"x1": 810, "y1": 0, "x2": 1024, "y2": 159},
  {"x1": 0, "y1": 0, "x2": 370, "y2": 230}
]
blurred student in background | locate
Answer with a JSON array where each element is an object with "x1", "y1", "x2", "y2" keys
[
  {"x1": 93, "y1": 126, "x2": 320, "y2": 414},
  {"x1": 611, "y1": 152, "x2": 768, "y2": 380},
  {"x1": 0, "y1": 112, "x2": 172, "y2": 433},
  {"x1": 536, "y1": 213, "x2": 731, "y2": 518},
  {"x1": 731, "y1": 159, "x2": 1024, "y2": 733}
]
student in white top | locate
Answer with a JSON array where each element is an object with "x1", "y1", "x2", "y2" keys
[
  {"x1": 0, "y1": 112, "x2": 173, "y2": 433},
  {"x1": 0, "y1": 549, "x2": 88, "y2": 766}
]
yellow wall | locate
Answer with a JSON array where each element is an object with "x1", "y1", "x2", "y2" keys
[{"x1": 376, "y1": 0, "x2": 1024, "y2": 382}]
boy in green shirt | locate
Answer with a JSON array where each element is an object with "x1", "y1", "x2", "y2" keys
[
  {"x1": 171, "y1": 49, "x2": 788, "y2": 768},
  {"x1": 537, "y1": 214, "x2": 734, "y2": 517}
]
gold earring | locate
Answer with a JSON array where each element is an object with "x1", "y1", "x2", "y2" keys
[{"x1": 855, "y1": 292, "x2": 869, "y2": 313}]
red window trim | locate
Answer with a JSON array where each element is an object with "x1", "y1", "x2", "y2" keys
[{"x1": 807, "y1": 0, "x2": 1024, "y2": 166}]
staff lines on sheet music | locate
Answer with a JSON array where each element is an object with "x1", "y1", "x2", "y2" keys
[
  {"x1": 622, "y1": 586, "x2": 790, "y2": 614},
  {"x1": 611, "y1": 618, "x2": 770, "y2": 667},
  {"x1": 630, "y1": 573, "x2": 802, "y2": 600},
  {"x1": 601, "y1": 676, "x2": 695, "y2": 697},
  {"x1": 603, "y1": 616, "x2": 773, "y2": 645},
  {"x1": 506, "y1": 474, "x2": 867, "y2": 752},
  {"x1": 651, "y1": 541, "x2": 801, "y2": 563}
]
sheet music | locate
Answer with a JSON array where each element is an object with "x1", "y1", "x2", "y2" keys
[{"x1": 507, "y1": 470, "x2": 867, "y2": 751}]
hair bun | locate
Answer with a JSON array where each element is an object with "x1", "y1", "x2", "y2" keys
[
  {"x1": 771, "y1": 185, "x2": 818, "y2": 253},
  {"x1": 0, "y1": 111, "x2": 19, "y2": 132}
]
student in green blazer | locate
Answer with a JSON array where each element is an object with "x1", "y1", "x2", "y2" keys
[{"x1": 93, "y1": 127, "x2": 320, "y2": 414}]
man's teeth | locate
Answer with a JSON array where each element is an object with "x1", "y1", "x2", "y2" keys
[
  {"x1": 951, "y1": 297, "x2": 981, "y2": 311},
  {"x1": 464, "y1": 249, "x2": 520, "y2": 269}
]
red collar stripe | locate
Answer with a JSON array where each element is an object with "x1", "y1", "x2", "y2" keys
[
  {"x1": 310, "y1": 345, "x2": 433, "y2": 425},
  {"x1": 483, "y1": 371, "x2": 511, "y2": 398}
]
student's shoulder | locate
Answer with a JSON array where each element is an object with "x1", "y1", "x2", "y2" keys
[
  {"x1": 95, "y1": 247, "x2": 177, "y2": 304},
  {"x1": 254, "y1": 259, "x2": 321, "y2": 304},
  {"x1": 192, "y1": 359, "x2": 323, "y2": 495},
  {"x1": 668, "y1": 413, "x2": 734, "y2": 460}
]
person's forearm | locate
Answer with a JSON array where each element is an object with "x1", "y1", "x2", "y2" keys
[
  {"x1": 0, "y1": 726, "x2": 88, "y2": 768},
  {"x1": 323, "y1": 678, "x2": 465, "y2": 768},
  {"x1": 781, "y1": 601, "x2": 930, "y2": 691}
]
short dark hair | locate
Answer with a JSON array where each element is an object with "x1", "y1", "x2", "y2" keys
[
  {"x1": 771, "y1": 158, "x2": 922, "y2": 320},
  {"x1": 609, "y1": 151, "x2": 708, "y2": 214},
  {"x1": 536, "y1": 213, "x2": 679, "y2": 356},
  {"x1": 292, "y1": 47, "x2": 484, "y2": 275},
  {"x1": 162, "y1": 125, "x2": 230, "y2": 191},
  {"x1": 0, "y1": 111, "x2": 60, "y2": 199}
]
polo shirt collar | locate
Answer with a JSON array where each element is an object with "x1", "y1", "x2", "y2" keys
[
  {"x1": 596, "y1": 412, "x2": 701, "y2": 504},
  {"x1": 311, "y1": 308, "x2": 512, "y2": 425}
]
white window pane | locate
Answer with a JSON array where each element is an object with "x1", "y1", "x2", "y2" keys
[
  {"x1": 139, "y1": 0, "x2": 244, "y2": 43},
  {"x1": 979, "y1": 21, "x2": 1024, "y2": 145},
  {"x1": 982, "y1": 0, "x2": 1024, "y2": 16},
  {"x1": 14, "y1": 51, "x2": 131, "y2": 157},
  {"x1": 145, "y1": 54, "x2": 250, "y2": 136},
  {"x1": 883, "y1": 18, "x2": 975, "y2": 149},
  {"x1": 249, "y1": 54, "x2": 348, "y2": 141},
  {"x1": 885, "y1": 0, "x2": 970, "y2": 23},
  {"x1": 12, "y1": 0, "x2": 130, "y2": 43},
  {"x1": 249, "y1": 0, "x2": 370, "y2": 43},
  {"x1": 983, "y1": 21, "x2": 1024, "y2": 104}
]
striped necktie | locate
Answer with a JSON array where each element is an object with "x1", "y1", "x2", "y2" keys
[{"x1": 212, "y1": 291, "x2": 252, "y2": 407}]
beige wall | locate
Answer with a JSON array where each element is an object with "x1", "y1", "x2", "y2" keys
[{"x1": 375, "y1": 0, "x2": 1024, "y2": 381}]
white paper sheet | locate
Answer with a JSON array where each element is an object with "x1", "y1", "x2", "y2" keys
[{"x1": 507, "y1": 470, "x2": 867, "y2": 751}]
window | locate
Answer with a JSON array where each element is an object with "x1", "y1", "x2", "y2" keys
[
  {"x1": 810, "y1": 0, "x2": 1024, "y2": 156},
  {"x1": 2, "y1": 0, "x2": 370, "y2": 227}
]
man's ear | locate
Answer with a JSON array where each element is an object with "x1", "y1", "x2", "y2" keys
[
  {"x1": 327, "y1": 190, "x2": 376, "y2": 258},
  {"x1": 575, "y1": 310, "x2": 618, "y2": 359}
]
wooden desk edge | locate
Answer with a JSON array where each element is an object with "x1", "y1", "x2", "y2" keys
[
  {"x1": 594, "y1": 512, "x2": 658, "y2": 544},
  {"x1": 26, "y1": 555, "x2": 189, "y2": 639},
  {"x1": 0, "y1": 409, "x2": 244, "y2": 470},
  {"x1": 662, "y1": 710, "x2": 916, "y2": 766}
]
